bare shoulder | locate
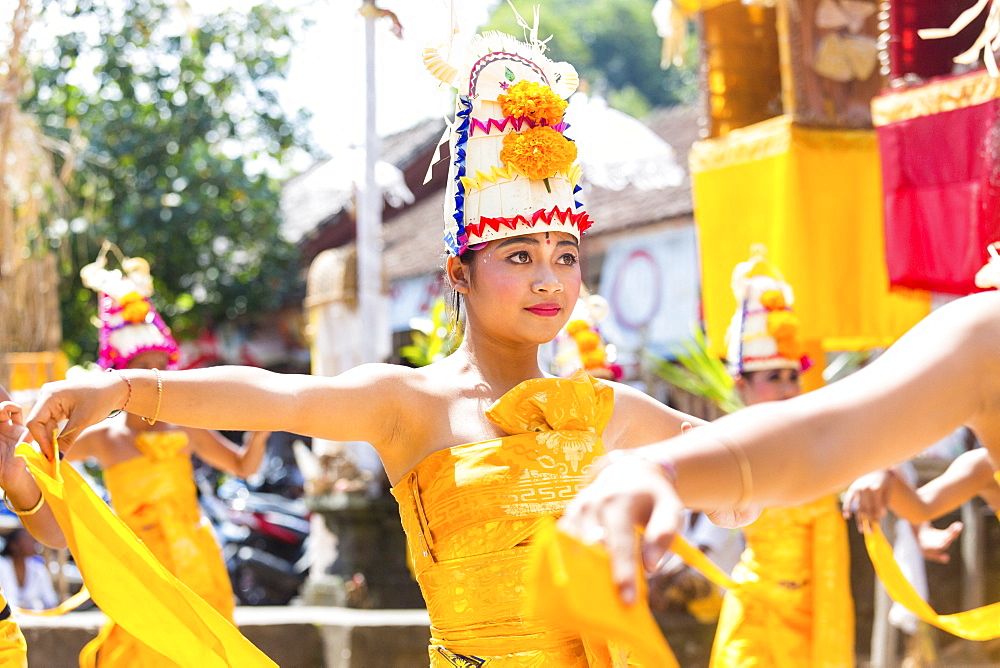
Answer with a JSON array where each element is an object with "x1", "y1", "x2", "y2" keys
[
  {"x1": 69, "y1": 420, "x2": 119, "y2": 462},
  {"x1": 602, "y1": 379, "x2": 704, "y2": 451}
]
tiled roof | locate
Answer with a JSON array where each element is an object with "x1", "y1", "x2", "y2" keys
[
  {"x1": 288, "y1": 104, "x2": 703, "y2": 281},
  {"x1": 585, "y1": 104, "x2": 702, "y2": 238},
  {"x1": 280, "y1": 119, "x2": 446, "y2": 246}
]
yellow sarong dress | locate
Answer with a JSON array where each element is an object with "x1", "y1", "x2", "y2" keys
[
  {"x1": 79, "y1": 430, "x2": 235, "y2": 667},
  {"x1": 392, "y1": 371, "x2": 635, "y2": 667},
  {"x1": 710, "y1": 495, "x2": 855, "y2": 668},
  {"x1": 0, "y1": 592, "x2": 27, "y2": 667}
]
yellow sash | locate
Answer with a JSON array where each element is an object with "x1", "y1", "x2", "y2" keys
[
  {"x1": 14, "y1": 586, "x2": 90, "y2": 617},
  {"x1": 864, "y1": 523, "x2": 1000, "y2": 640},
  {"x1": 16, "y1": 443, "x2": 275, "y2": 667},
  {"x1": 526, "y1": 517, "x2": 679, "y2": 667},
  {"x1": 529, "y1": 519, "x2": 859, "y2": 663}
]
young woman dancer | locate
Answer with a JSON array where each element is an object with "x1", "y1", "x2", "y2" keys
[
  {"x1": 72, "y1": 251, "x2": 269, "y2": 666},
  {"x1": 25, "y1": 32, "x2": 698, "y2": 666},
  {"x1": 706, "y1": 250, "x2": 853, "y2": 667}
]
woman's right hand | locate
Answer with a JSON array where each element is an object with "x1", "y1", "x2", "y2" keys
[
  {"x1": 26, "y1": 373, "x2": 128, "y2": 459},
  {"x1": 843, "y1": 469, "x2": 896, "y2": 532},
  {"x1": 558, "y1": 453, "x2": 684, "y2": 606}
]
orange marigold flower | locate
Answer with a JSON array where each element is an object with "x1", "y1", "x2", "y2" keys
[
  {"x1": 120, "y1": 292, "x2": 150, "y2": 323},
  {"x1": 767, "y1": 310, "x2": 799, "y2": 342},
  {"x1": 581, "y1": 350, "x2": 607, "y2": 369},
  {"x1": 776, "y1": 338, "x2": 800, "y2": 361},
  {"x1": 574, "y1": 330, "x2": 602, "y2": 353},
  {"x1": 500, "y1": 126, "x2": 577, "y2": 180},
  {"x1": 498, "y1": 80, "x2": 567, "y2": 126},
  {"x1": 759, "y1": 290, "x2": 786, "y2": 311},
  {"x1": 566, "y1": 320, "x2": 590, "y2": 336}
]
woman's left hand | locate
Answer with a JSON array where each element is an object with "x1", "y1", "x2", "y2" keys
[{"x1": 0, "y1": 401, "x2": 31, "y2": 489}]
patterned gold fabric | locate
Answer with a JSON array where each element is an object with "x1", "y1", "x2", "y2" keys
[
  {"x1": 391, "y1": 371, "x2": 633, "y2": 666},
  {"x1": 80, "y1": 430, "x2": 235, "y2": 667},
  {"x1": 710, "y1": 495, "x2": 855, "y2": 667}
]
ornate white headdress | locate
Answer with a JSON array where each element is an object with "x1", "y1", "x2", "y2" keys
[
  {"x1": 424, "y1": 27, "x2": 592, "y2": 255},
  {"x1": 726, "y1": 246, "x2": 808, "y2": 374}
]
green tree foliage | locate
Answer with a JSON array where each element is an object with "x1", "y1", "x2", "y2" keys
[
  {"x1": 399, "y1": 297, "x2": 461, "y2": 367},
  {"x1": 22, "y1": 0, "x2": 312, "y2": 362},
  {"x1": 486, "y1": 0, "x2": 697, "y2": 118}
]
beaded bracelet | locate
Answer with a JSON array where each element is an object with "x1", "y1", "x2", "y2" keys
[{"x1": 106, "y1": 369, "x2": 132, "y2": 419}]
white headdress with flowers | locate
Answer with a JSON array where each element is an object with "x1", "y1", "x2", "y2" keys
[
  {"x1": 726, "y1": 246, "x2": 809, "y2": 374},
  {"x1": 424, "y1": 26, "x2": 592, "y2": 255}
]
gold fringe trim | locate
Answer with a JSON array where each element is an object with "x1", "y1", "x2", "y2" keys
[
  {"x1": 676, "y1": 0, "x2": 742, "y2": 14},
  {"x1": 872, "y1": 71, "x2": 1000, "y2": 126},
  {"x1": 459, "y1": 164, "x2": 581, "y2": 192},
  {"x1": 460, "y1": 164, "x2": 525, "y2": 191},
  {"x1": 689, "y1": 115, "x2": 877, "y2": 173}
]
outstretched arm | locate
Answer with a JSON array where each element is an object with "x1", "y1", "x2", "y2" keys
[
  {"x1": 845, "y1": 449, "x2": 996, "y2": 528},
  {"x1": 560, "y1": 291, "x2": 1000, "y2": 603},
  {"x1": 186, "y1": 428, "x2": 270, "y2": 479},
  {"x1": 26, "y1": 363, "x2": 415, "y2": 463}
]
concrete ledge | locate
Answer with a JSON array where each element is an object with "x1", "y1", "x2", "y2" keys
[{"x1": 18, "y1": 606, "x2": 431, "y2": 667}]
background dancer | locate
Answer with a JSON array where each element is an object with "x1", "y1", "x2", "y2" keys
[
  {"x1": 708, "y1": 248, "x2": 853, "y2": 667},
  {"x1": 71, "y1": 249, "x2": 268, "y2": 667}
]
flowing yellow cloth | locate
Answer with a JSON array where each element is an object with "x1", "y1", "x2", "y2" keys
[
  {"x1": 710, "y1": 495, "x2": 855, "y2": 668},
  {"x1": 392, "y1": 371, "x2": 642, "y2": 666},
  {"x1": 864, "y1": 521, "x2": 1000, "y2": 641},
  {"x1": 80, "y1": 430, "x2": 237, "y2": 667},
  {"x1": 690, "y1": 116, "x2": 930, "y2": 357},
  {"x1": 13, "y1": 440, "x2": 272, "y2": 667},
  {"x1": 526, "y1": 517, "x2": 677, "y2": 667},
  {"x1": 15, "y1": 586, "x2": 91, "y2": 617}
]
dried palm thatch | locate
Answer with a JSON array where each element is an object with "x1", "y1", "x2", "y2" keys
[{"x1": 0, "y1": 0, "x2": 66, "y2": 362}]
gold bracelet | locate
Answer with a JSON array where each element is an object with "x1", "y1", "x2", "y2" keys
[
  {"x1": 142, "y1": 368, "x2": 163, "y2": 426},
  {"x1": 720, "y1": 437, "x2": 753, "y2": 506},
  {"x1": 3, "y1": 489, "x2": 44, "y2": 516}
]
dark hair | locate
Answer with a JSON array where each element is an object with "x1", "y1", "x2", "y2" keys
[
  {"x1": 448, "y1": 248, "x2": 478, "y2": 329},
  {"x1": 1, "y1": 528, "x2": 26, "y2": 558}
]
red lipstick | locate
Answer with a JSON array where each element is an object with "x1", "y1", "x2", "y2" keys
[{"x1": 526, "y1": 303, "x2": 562, "y2": 317}]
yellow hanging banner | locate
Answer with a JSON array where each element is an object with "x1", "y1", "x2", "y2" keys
[{"x1": 690, "y1": 116, "x2": 930, "y2": 356}]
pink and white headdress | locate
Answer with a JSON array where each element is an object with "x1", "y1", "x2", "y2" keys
[{"x1": 80, "y1": 242, "x2": 179, "y2": 370}]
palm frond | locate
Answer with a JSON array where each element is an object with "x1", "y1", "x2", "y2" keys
[{"x1": 646, "y1": 328, "x2": 744, "y2": 414}]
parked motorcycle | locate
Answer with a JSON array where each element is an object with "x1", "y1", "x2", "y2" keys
[{"x1": 199, "y1": 472, "x2": 311, "y2": 606}]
